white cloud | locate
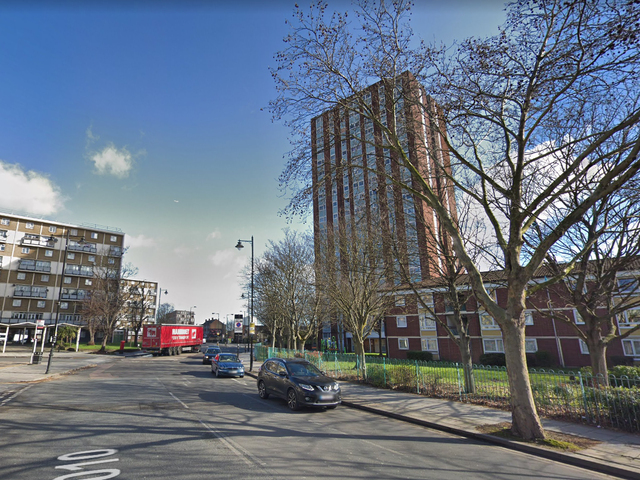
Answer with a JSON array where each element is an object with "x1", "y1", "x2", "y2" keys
[
  {"x1": 125, "y1": 234, "x2": 157, "y2": 249},
  {"x1": 207, "y1": 231, "x2": 221, "y2": 240},
  {"x1": 90, "y1": 144, "x2": 133, "y2": 178},
  {"x1": 0, "y1": 160, "x2": 65, "y2": 214}
]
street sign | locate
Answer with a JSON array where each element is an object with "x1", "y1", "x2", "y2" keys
[
  {"x1": 36, "y1": 319, "x2": 45, "y2": 329},
  {"x1": 234, "y1": 321, "x2": 243, "y2": 334},
  {"x1": 249, "y1": 323, "x2": 255, "y2": 335}
]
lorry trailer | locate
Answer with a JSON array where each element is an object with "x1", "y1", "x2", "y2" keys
[{"x1": 142, "y1": 324, "x2": 203, "y2": 356}]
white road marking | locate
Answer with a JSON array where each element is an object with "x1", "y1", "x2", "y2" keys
[
  {"x1": 197, "y1": 419, "x2": 267, "y2": 467},
  {"x1": 0, "y1": 384, "x2": 32, "y2": 406},
  {"x1": 169, "y1": 392, "x2": 189, "y2": 409}
]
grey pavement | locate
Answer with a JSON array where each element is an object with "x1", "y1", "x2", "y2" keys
[{"x1": 2, "y1": 345, "x2": 640, "y2": 479}]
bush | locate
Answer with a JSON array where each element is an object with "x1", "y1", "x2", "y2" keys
[
  {"x1": 610, "y1": 355, "x2": 635, "y2": 367},
  {"x1": 610, "y1": 365, "x2": 640, "y2": 379},
  {"x1": 387, "y1": 365, "x2": 418, "y2": 391},
  {"x1": 406, "y1": 351, "x2": 433, "y2": 362},
  {"x1": 479, "y1": 353, "x2": 506, "y2": 366},
  {"x1": 584, "y1": 385, "x2": 640, "y2": 431}
]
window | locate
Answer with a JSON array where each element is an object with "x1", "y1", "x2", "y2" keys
[
  {"x1": 45, "y1": 249, "x2": 53, "y2": 257},
  {"x1": 70, "y1": 229, "x2": 78, "y2": 236},
  {"x1": 574, "y1": 310, "x2": 585, "y2": 325},
  {"x1": 49, "y1": 226, "x2": 57, "y2": 233},
  {"x1": 25, "y1": 222, "x2": 34, "y2": 229},
  {"x1": 0, "y1": 245, "x2": 4, "y2": 251},
  {"x1": 419, "y1": 314, "x2": 436, "y2": 331},
  {"x1": 90, "y1": 232, "x2": 98, "y2": 239},
  {"x1": 618, "y1": 278, "x2": 639, "y2": 294},
  {"x1": 108, "y1": 258, "x2": 115, "y2": 264},
  {"x1": 0, "y1": 229, "x2": 7, "y2": 239},
  {"x1": 17, "y1": 272, "x2": 26, "y2": 280},
  {"x1": 67, "y1": 252, "x2": 75, "y2": 260},
  {"x1": 64, "y1": 277, "x2": 72, "y2": 284},
  {"x1": 41, "y1": 274, "x2": 49, "y2": 282},
  {"x1": 85, "y1": 279, "x2": 92, "y2": 286},
  {"x1": 421, "y1": 338, "x2": 438, "y2": 352},
  {"x1": 483, "y1": 338, "x2": 504, "y2": 353},
  {"x1": 37, "y1": 300, "x2": 46, "y2": 308},
  {"x1": 480, "y1": 313, "x2": 500, "y2": 330},
  {"x1": 579, "y1": 339, "x2": 589, "y2": 354},
  {"x1": 1, "y1": 218, "x2": 9, "y2": 226},
  {"x1": 619, "y1": 309, "x2": 640, "y2": 326},
  {"x1": 88, "y1": 255, "x2": 96, "y2": 263},
  {"x1": 524, "y1": 311, "x2": 534, "y2": 326},
  {"x1": 12, "y1": 299, "x2": 21, "y2": 307},
  {"x1": 398, "y1": 338, "x2": 409, "y2": 350},
  {"x1": 22, "y1": 247, "x2": 30, "y2": 254},
  {"x1": 622, "y1": 339, "x2": 640, "y2": 357},
  {"x1": 110, "y1": 235, "x2": 117, "y2": 242},
  {"x1": 525, "y1": 339, "x2": 538, "y2": 353},
  {"x1": 395, "y1": 295, "x2": 405, "y2": 307},
  {"x1": 60, "y1": 302, "x2": 69, "y2": 310},
  {"x1": 396, "y1": 316, "x2": 407, "y2": 328}
]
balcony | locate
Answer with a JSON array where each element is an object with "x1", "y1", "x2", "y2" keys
[
  {"x1": 64, "y1": 265, "x2": 94, "y2": 277},
  {"x1": 61, "y1": 289, "x2": 90, "y2": 300},
  {"x1": 68, "y1": 242, "x2": 97, "y2": 254},
  {"x1": 20, "y1": 235, "x2": 55, "y2": 248},
  {"x1": 13, "y1": 286, "x2": 48, "y2": 298},
  {"x1": 109, "y1": 247, "x2": 123, "y2": 257},
  {"x1": 18, "y1": 260, "x2": 52, "y2": 273}
]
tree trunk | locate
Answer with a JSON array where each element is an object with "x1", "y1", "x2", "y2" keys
[
  {"x1": 354, "y1": 339, "x2": 367, "y2": 378},
  {"x1": 588, "y1": 340, "x2": 609, "y2": 386},
  {"x1": 271, "y1": 328, "x2": 277, "y2": 348},
  {"x1": 458, "y1": 334, "x2": 476, "y2": 394},
  {"x1": 502, "y1": 321, "x2": 545, "y2": 440}
]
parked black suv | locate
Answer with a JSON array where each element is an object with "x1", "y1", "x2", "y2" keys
[{"x1": 257, "y1": 357, "x2": 341, "y2": 411}]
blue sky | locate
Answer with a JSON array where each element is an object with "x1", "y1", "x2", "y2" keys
[{"x1": 0, "y1": 0, "x2": 507, "y2": 326}]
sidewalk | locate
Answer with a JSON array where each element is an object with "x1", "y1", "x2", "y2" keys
[{"x1": 241, "y1": 356, "x2": 640, "y2": 480}]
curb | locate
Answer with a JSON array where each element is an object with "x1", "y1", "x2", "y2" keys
[
  {"x1": 341, "y1": 401, "x2": 640, "y2": 480},
  {"x1": 246, "y1": 370, "x2": 637, "y2": 479}
]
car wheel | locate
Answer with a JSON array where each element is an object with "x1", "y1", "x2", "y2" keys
[
  {"x1": 215, "y1": 368, "x2": 219, "y2": 378},
  {"x1": 239, "y1": 375, "x2": 244, "y2": 378},
  {"x1": 258, "y1": 381, "x2": 269, "y2": 399},
  {"x1": 202, "y1": 360, "x2": 206, "y2": 365},
  {"x1": 176, "y1": 348, "x2": 181, "y2": 355},
  {"x1": 287, "y1": 388, "x2": 300, "y2": 411}
]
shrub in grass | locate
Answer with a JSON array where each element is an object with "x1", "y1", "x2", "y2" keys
[
  {"x1": 387, "y1": 365, "x2": 418, "y2": 391},
  {"x1": 584, "y1": 385, "x2": 640, "y2": 431},
  {"x1": 406, "y1": 351, "x2": 433, "y2": 362},
  {"x1": 479, "y1": 353, "x2": 506, "y2": 366}
]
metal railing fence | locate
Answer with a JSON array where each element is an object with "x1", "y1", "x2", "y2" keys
[{"x1": 254, "y1": 345, "x2": 640, "y2": 432}]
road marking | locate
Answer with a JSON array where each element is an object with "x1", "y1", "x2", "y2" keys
[
  {"x1": 169, "y1": 392, "x2": 189, "y2": 409},
  {"x1": 0, "y1": 384, "x2": 32, "y2": 406},
  {"x1": 197, "y1": 419, "x2": 266, "y2": 467}
]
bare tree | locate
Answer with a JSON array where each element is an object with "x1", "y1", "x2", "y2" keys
[
  {"x1": 122, "y1": 281, "x2": 157, "y2": 345},
  {"x1": 271, "y1": 0, "x2": 640, "y2": 439},
  {"x1": 544, "y1": 184, "x2": 640, "y2": 380},
  {"x1": 250, "y1": 230, "x2": 326, "y2": 351},
  {"x1": 316, "y1": 223, "x2": 397, "y2": 377},
  {"x1": 81, "y1": 263, "x2": 138, "y2": 353},
  {"x1": 156, "y1": 303, "x2": 175, "y2": 324}
]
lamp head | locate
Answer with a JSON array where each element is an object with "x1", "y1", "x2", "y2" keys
[{"x1": 235, "y1": 240, "x2": 244, "y2": 250}]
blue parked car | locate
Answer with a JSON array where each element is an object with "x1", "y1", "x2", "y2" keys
[{"x1": 211, "y1": 353, "x2": 244, "y2": 378}]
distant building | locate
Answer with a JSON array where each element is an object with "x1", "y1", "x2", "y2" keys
[
  {"x1": 203, "y1": 318, "x2": 226, "y2": 340},
  {"x1": 162, "y1": 309, "x2": 196, "y2": 325}
]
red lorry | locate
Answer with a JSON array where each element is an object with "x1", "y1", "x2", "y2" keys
[{"x1": 142, "y1": 324, "x2": 203, "y2": 356}]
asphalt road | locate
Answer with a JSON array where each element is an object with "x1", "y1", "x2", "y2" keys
[{"x1": 0, "y1": 350, "x2": 617, "y2": 480}]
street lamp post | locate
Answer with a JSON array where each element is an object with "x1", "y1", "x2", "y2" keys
[
  {"x1": 189, "y1": 306, "x2": 197, "y2": 325},
  {"x1": 46, "y1": 232, "x2": 85, "y2": 374},
  {"x1": 235, "y1": 236, "x2": 254, "y2": 371},
  {"x1": 156, "y1": 288, "x2": 168, "y2": 323}
]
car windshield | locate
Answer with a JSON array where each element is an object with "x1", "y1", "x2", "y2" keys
[
  {"x1": 218, "y1": 355, "x2": 239, "y2": 363},
  {"x1": 287, "y1": 362, "x2": 322, "y2": 377},
  {"x1": 206, "y1": 348, "x2": 220, "y2": 354}
]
